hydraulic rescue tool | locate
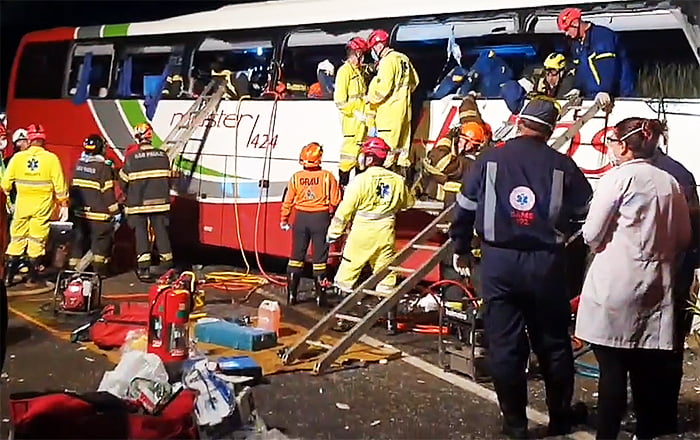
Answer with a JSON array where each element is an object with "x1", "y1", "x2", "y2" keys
[{"x1": 53, "y1": 270, "x2": 102, "y2": 315}]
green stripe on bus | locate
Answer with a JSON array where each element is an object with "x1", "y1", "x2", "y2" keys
[
  {"x1": 118, "y1": 100, "x2": 164, "y2": 147},
  {"x1": 103, "y1": 23, "x2": 130, "y2": 38},
  {"x1": 174, "y1": 157, "x2": 252, "y2": 180}
]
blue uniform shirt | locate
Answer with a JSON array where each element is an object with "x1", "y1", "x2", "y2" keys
[
  {"x1": 450, "y1": 136, "x2": 592, "y2": 254},
  {"x1": 571, "y1": 24, "x2": 635, "y2": 97}
]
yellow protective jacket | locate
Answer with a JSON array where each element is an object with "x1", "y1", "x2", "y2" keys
[
  {"x1": 328, "y1": 165, "x2": 414, "y2": 237},
  {"x1": 334, "y1": 62, "x2": 368, "y2": 172},
  {"x1": 1, "y1": 145, "x2": 68, "y2": 218},
  {"x1": 367, "y1": 49, "x2": 419, "y2": 166}
]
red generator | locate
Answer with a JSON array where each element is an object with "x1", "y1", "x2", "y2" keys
[{"x1": 147, "y1": 276, "x2": 191, "y2": 363}]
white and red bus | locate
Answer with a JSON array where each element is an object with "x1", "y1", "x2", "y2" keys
[{"x1": 5, "y1": 0, "x2": 699, "y2": 273}]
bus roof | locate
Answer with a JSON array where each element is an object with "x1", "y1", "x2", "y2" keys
[{"x1": 70, "y1": 0, "x2": 625, "y2": 40}]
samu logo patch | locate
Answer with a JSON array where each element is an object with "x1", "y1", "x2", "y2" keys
[{"x1": 27, "y1": 158, "x2": 39, "y2": 171}]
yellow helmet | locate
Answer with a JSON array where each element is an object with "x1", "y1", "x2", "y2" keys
[{"x1": 543, "y1": 53, "x2": 566, "y2": 71}]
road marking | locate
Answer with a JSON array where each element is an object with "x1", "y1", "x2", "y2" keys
[{"x1": 261, "y1": 288, "x2": 594, "y2": 439}]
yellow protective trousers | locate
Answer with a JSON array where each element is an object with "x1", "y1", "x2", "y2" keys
[
  {"x1": 334, "y1": 216, "x2": 397, "y2": 293},
  {"x1": 7, "y1": 209, "x2": 51, "y2": 258}
]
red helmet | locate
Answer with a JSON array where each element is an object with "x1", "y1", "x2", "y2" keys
[
  {"x1": 361, "y1": 137, "x2": 391, "y2": 160},
  {"x1": 368, "y1": 29, "x2": 390, "y2": 48},
  {"x1": 134, "y1": 122, "x2": 153, "y2": 143},
  {"x1": 26, "y1": 123, "x2": 46, "y2": 142},
  {"x1": 0, "y1": 124, "x2": 6, "y2": 139},
  {"x1": 299, "y1": 142, "x2": 323, "y2": 167},
  {"x1": 347, "y1": 37, "x2": 369, "y2": 53},
  {"x1": 558, "y1": 8, "x2": 582, "y2": 31}
]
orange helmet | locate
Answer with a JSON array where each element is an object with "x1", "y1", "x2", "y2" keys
[
  {"x1": 361, "y1": 137, "x2": 391, "y2": 160},
  {"x1": 368, "y1": 29, "x2": 390, "y2": 48},
  {"x1": 299, "y1": 142, "x2": 323, "y2": 167},
  {"x1": 558, "y1": 8, "x2": 582, "y2": 31},
  {"x1": 458, "y1": 122, "x2": 486, "y2": 147},
  {"x1": 26, "y1": 123, "x2": 46, "y2": 142},
  {"x1": 347, "y1": 37, "x2": 369, "y2": 53},
  {"x1": 134, "y1": 122, "x2": 153, "y2": 143}
]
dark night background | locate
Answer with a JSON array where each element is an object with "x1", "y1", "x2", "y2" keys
[{"x1": 0, "y1": 0, "x2": 264, "y2": 108}]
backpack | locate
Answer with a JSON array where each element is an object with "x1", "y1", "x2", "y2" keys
[{"x1": 90, "y1": 302, "x2": 149, "y2": 350}]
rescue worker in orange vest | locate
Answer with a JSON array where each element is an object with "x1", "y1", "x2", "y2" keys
[
  {"x1": 334, "y1": 37, "x2": 370, "y2": 186},
  {"x1": 119, "y1": 123, "x2": 172, "y2": 282},
  {"x1": 365, "y1": 29, "x2": 419, "y2": 176},
  {"x1": 2, "y1": 124, "x2": 68, "y2": 287},
  {"x1": 327, "y1": 137, "x2": 414, "y2": 333},
  {"x1": 68, "y1": 135, "x2": 120, "y2": 277},
  {"x1": 420, "y1": 122, "x2": 487, "y2": 204},
  {"x1": 280, "y1": 142, "x2": 342, "y2": 307}
]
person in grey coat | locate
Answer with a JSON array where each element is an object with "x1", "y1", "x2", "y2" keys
[{"x1": 575, "y1": 118, "x2": 692, "y2": 440}]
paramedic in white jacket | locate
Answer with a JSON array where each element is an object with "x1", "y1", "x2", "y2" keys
[{"x1": 575, "y1": 118, "x2": 691, "y2": 440}]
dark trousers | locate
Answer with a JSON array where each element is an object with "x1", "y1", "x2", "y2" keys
[
  {"x1": 288, "y1": 211, "x2": 330, "y2": 278},
  {"x1": 70, "y1": 218, "x2": 113, "y2": 266},
  {"x1": 592, "y1": 345, "x2": 678, "y2": 439},
  {"x1": 480, "y1": 245, "x2": 574, "y2": 433},
  {"x1": 127, "y1": 212, "x2": 172, "y2": 268},
  {"x1": 0, "y1": 280, "x2": 7, "y2": 373}
]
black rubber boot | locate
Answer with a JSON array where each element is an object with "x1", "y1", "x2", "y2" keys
[
  {"x1": 93, "y1": 262, "x2": 108, "y2": 279},
  {"x1": 25, "y1": 258, "x2": 43, "y2": 287},
  {"x1": 4, "y1": 256, "x2": 20, "y2": 286},
  {"x1": 286, "y1": 272, "x2": 300, "y2": 305},
  {"x1": 137, "y1": 266, "x2": 152, "y2": 282},
  {"x1": 314, "y1": 276, "x2": 329, "y2": 308}
]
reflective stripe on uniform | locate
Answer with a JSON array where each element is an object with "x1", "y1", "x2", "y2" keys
[
  {"x1": 312, "y1": 263, "x2": 327, "y2": 271},
  {"x1": 72, "y1": 178, "x2": 102, "y2": 191},
  {"x1": 443, "y1": 181, "x2": 462, "y2": 193},
  {"x1": 548, "y1": 169, "x2": 564, "y2": 225},
  {"x1": 127, "y1": 170, "x2": 171, "y2": 181},
  {"x1": 160, "y1": 252, "x2": 173, "y2": 261},
  {"x1": 288, "y1": 260, "x2": 304, "y2": 268},
  {"x1": 137, "y1": 253, "x2": 151, "y2": 263},
  {"x1": 103, "y1": 180, "x2": 114, "y2": 192},
  {"x1": 459, "y1": 110, "x2": 478, "y2": 119},
  {"x1": 483, "y1": 161, "x2": 498, "y2": 242},
  {"x1": 124, "y1": 204, "x2": 170, "y2": 214},
  {"x1": 456, "y1": 192, "x2": 477, "y2": 210},
  {"x1": 75, "y1": 210, "x2": 111, "y2": 221},
  {"x1": 355, "y1": 211, "x2": 395, "y2": 220}
]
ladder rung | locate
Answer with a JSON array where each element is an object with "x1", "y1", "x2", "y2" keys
[
  {"x1": 335, "y1": 313, "x2": 362, "y2": 323},
  {"x1": 363, "y1": 289, "x2": 391, "y2": 298},
  {"x1": 388, "y1": 265, "x2": 413, "y2": 274},
  {"x1": 306, "y1": 340, "x2": 333, "y2": 350},
  {"x1": 412, "y1": 244, "x2": 441, "y2": 251}
]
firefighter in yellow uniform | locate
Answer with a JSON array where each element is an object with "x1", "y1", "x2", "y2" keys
[
  {"x1": 334, "y1": 37, "x2": 370, "y2": 186},
  {"x1": 327, "y1": 137, "x2": 413, "y2": 304},
  {"x1": 2, "y1": 124, "x2": 68, "y2": 286},
  {"x1": 365, "y1": 29, "x2": 419, "y2": 174}
]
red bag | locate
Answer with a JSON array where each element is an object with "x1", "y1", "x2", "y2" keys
[
  {"x1": 90, "y1": 302, "x2": 149, "y2": 350},
  {"x1": 9, "y1": 390, "x2": 198, "y2": 439}
]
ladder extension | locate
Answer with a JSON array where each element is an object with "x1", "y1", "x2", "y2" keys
[
  {"x1": 549, "y1": 101, "x2": 606, "y2": 151},
  {"x1": 281, "y1": 203, "x2": 456, "y2": 374},
  {"x1": 161, "y1": 79, "x2": 227, "y2": 164}
]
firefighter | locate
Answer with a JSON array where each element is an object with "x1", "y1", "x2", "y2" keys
[
  {"x1": 327, "y1": 137, "x2": 413, "y2": 332},
  {"x1": 419, "y1": 121, "x2": 486, "y2": 204},
  {"x1": 450, "y1": 100, "x2": 593, "y2": 438},
  {"x1": 557, "y1": 7, "x2": 635, "y2": 101},
  {"x1": 211, "y1": 57, "x2": 240, "y2": 100},
  {"x1": 280, "y1": 142, "x2": 342, "y2": 306},
  {"x1": 2, "y1": 124, "x2": 69, "y2": 287},
  {"x1": 500, "y1": 53, "x2": 574, "y2": 115},
  {"x1": 11, "y1": 128, "x2": 29, "y2": 152},
  {"x1": 68, "y1": 135, "x2": 120, "y2": 277},
  {"x1": 334, "y1": 37, "x2": 369, "y2": 186},
  {"x1": 365, "y1": 29, "x2": 420, "y2": 175},
  {"x1": 119, "y1": 123, "x2": 172, "y2": 282},
  {"x1": 0, "y1": 124, "x2": 7, "y2": 178}
]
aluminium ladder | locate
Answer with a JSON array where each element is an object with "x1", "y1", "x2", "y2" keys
[
  {"x1": 281, "y1": 203, "x2": 456, "y2": 374},
  {"x1": 161, "y1": 78, "x2": 227, "y2": 164},
  {"x1": 549, "y1": 100, "x2": 608, "y2": 150}
]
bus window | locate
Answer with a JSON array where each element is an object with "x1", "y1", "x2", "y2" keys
[
  {"x1": 116, "y1": 44, "x2": 184, "y2": 98},
  {"x1": 527, "y1": 7, "x2": 700, "y2": 98},
  {"x1": 282, "y1": 28, "x2": 373, "y2": 99},
  {"x1": 393, "y1": 15, "x2": 519, "y2": 99},
  {"x1": 193, "y1": 37, "x2": 273, "y2": 99},
  {"x1": 14, "y1": 41, "x2": 70, "y2": 99},
  {"x1": 66, "y1": 44, "x2": 114, "y2": 99}
]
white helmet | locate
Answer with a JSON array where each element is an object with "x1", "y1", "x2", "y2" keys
[{"x1": 12, "y1": 128, "x2": 28, "y2": 144}]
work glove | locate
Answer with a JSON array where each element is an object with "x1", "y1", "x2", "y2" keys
[
  {"x1": 353, "y1": 110, "x2": 366, "y2": 123},
  {"x1": 368, "y1": 127, "x2": 378, "y2": 137},
  {"x1": 58, "y1": 206, "x2": 69, "y2": 222},
  {"x1": 326, "y1": 233, "x2": 340, "y2": 244},
  {"x1": 6, "y1": 202, "x2": 14, "y2": 215},
  {"x1": 453, "y1": 253, "x2": 472, "y2": 278},
  {"x1": 280, "y1": 222, "x2": 291, "y2": 231},
  {"x1": 112, "y1": 213, "x2": 123, "y2": 225},
  {"x1": 595, "y1": 92, "x2": 613, "y2": 112},
  {"x1": 467, "y1": 90, "x2": 481, "y2": 99},
  {"x1": 564, "y1": 88, "x2": 580, "y2": 100}
]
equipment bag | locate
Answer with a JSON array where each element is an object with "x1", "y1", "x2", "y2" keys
[
  {"x1": 9, "y1": 389, "x2": 198, "y2": 439},
  {"x1": 90, "y1": 302, "x2": 149, "y2": 350}
]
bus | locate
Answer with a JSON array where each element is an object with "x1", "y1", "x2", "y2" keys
[{"x1": 5, "y1": 0, "x2": 700, "y2": 271}]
